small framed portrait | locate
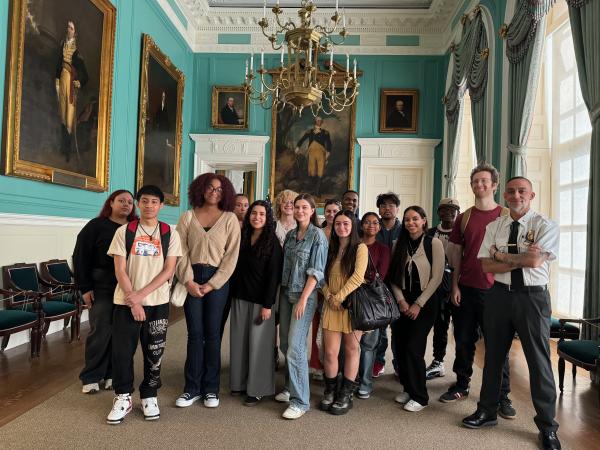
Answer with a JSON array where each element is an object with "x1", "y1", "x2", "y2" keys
[
  {"x1": 211, "y1": 86, "x2": 248, "y2": 129},
  {"x1": 379, "y1": 89, "x2": 419, "y2": 133},
  {"x1": 136, "y1": 34, "x2": 185, "y2": 206}
]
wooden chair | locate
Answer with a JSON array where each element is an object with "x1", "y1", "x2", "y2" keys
[
  {"x1": 39, "y1": 259, "x2": 85, "y2": 340},
  {"x1": 0, "y1": 288, "x2": 43, "y2": 357},
  {"x1": 550, "y1": 316, "x2": 580, "y2": 379},
  {"x1": 556, "y1": 317, "x2": 600, "y2": 407},
  {"x1": 2, "y1": 263, "x2": 78, "y2": 343}
]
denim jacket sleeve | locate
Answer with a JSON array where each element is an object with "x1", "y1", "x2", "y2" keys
[{"x1": 306, "y1": 227, "x2": 328, "y2": 287}]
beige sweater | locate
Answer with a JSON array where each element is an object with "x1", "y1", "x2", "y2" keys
[{"x1": 176, "y1": 210, "x2": 241, "y2": 289}]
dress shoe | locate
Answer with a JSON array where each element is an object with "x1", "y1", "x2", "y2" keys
[
  {"x1": 539, "y1": 431, "x2": 561, "y2": 450},
  {"x1": 462, "y1": 409, "x2": 498, "y2": 429}
]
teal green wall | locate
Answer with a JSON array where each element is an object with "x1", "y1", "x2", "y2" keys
[
  {"x1": 193, "y1": 53, "x2": 447, "y2": 207},
  {"x1": 0, "y1": 0, "x2": 195, "y2": 224}
]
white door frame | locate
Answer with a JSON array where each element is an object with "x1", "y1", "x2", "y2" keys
[
  {"x1": 189, "y1": 134, "x2": 269, "y2": 199},
  {"x1": 357, "y1": 138, "x2": 440, "y2": 218}
]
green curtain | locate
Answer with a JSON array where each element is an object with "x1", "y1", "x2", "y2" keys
[
  {"x1": 568, "y1": 0, "x2": 600, "y2": 340},
  {"x1": 444, "y1": 8, "x2": 489, "y2": 196},
  {"x1": 506, "y1": 0, "x2": 553, "y2": 177}
]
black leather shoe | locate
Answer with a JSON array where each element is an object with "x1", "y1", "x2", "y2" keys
[
  {"x1": 462, "y1": 409, "x2": 498, "y2": 429},
  {"x1": 539, "y1": 431, "x2": 561, "y2": 450}
]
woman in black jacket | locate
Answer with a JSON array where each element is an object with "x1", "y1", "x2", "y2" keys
[
  {"x1": 74, "y1": 190, "x2": 136, "y2": 394},
  {"x1": 229, "y1": 200, "x2": 283, "y2": 406}
]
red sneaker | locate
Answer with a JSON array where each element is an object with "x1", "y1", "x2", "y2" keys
[{"x1": 372, "y1": 362, "x2": 385, "y2": 378}]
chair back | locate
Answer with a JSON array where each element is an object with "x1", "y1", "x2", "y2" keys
[
  {"x1": 40, "y1": 260, "x2": 73, "y2": 284},
  {"x1": 1, "y1": 263, "x2": 42, "y2": 307}
]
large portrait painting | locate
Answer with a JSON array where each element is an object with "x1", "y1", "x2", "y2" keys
[
  {"x1": 2, "y1": 0, "x2": 116, "y2": 190},
  {"x1": 379, "y1": 89, "x2": 419, "y2": 133},
  {"x1": 136, "y1": 34, "x2": 184, "y2": 206}
]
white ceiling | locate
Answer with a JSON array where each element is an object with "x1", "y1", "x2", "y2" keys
[{"x1": 207, "y1": 0, "x2": 434, "y2": 9}]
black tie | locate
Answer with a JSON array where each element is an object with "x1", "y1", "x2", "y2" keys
[{"x1": 508, "y1": 220, "x2": 525, "y2": 288}]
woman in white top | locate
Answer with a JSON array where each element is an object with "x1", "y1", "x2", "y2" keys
[{"x1": 274, "y1": 189, "x2": 298, "y2": 247}]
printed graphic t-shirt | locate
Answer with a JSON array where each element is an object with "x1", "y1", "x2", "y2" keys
[
  {"x1": 449, "y1": 206, "x2": 502, "y2": 290},
  {"x1": 108, "y1": 223, "x2": 182, "y2": 306}
]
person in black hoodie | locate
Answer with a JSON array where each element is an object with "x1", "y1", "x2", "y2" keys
[
  {"x1": 74, "y1": 190, "x2": 137, "y2": 394},
  {"x1": 229, "y1": 200, "x2": 283, "y2": 406}
]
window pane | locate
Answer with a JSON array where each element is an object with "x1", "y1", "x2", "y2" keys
[
  {"x1": 575, "y1": 109, "x2": 592, "y2": 137},
  {"x1": 573, "y1": 154, "x2": 589, "y2": 183},
  {"x1": 571, "y1": 274, "x2": 585, "y2": 317},
  {"x1": 559, "y1": 160, "x2": 572, "y2": 185},
  {"x1": 559, "y1": 76, "x2": 574, "y2": 114},
  {"x1": 559, "y1": 231, "x2": 571, "y2": 267},
  {"x1": 557, "y1": 272, "x2": 571, "y2": 314},
  {"x1": 559, "y1": 117, "x2": 574, "y2": 143},
  {"x1": 559, "y1": 190, "x2": 572, "y2": 225},
  {"x1": 573, "y1": 187, "x2": 588, "y2": 225},
  {"x1": 572, "y1": 232, "x2": 587, "y2": 270},
  {"x1": 559, "y1": 34, "x2": 575, "y2": 71}
]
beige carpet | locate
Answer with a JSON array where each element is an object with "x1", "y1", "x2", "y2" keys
[{"x1": 0, "y1": 319, "x2": 572, "y2": 449}]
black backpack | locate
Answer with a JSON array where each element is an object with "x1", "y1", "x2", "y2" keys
[
  {"x1": 423, "y1": 232, "x2": 452, "y2": 300},
  {"x1": 125, "y1": 219, "x2": 171, "y2": 261}
]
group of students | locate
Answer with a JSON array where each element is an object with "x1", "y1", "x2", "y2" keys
[{"x1": 72, "y1": 164, "x2": 561, "y2": 450}]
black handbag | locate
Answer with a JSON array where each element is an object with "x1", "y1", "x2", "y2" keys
[{"x1": 346, "y1": 253, "x2": 401, "y2": 331}]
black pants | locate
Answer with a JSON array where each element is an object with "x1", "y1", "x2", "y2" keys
[
  {"x1": 79, "y1": 288, "x2": 114, "y2": 384},
  {"x1": 479, "y1": 284, "x2": 558, "y2": 432},
  {"x1": 452, "y1": 285, "x2": 511, "y2": 398},
  {"x1": 112, "y1": 303, "x2": 169, "y2": 399},
  {"x1": 392, "y1": 296, "x2": 438, "y2": 406},
  {"x1": 432, "y1": 296, "x2": 451, "y2": 362}
]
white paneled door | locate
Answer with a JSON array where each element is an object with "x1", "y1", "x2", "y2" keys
[{"x1": 362, "y1": 166, "x2": 424, "y2": 217}]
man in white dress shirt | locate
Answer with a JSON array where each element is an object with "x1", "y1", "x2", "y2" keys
[{"x1": 462, "y1": 177, "x2": 561, "y2": 450}]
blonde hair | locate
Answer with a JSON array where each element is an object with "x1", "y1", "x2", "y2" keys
[{"x1": 274, "y1": 189, "x2": 299, "y2": 219}]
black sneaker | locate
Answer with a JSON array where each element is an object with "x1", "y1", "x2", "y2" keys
[
  {"x1": 439, "y1": 386, "x2": 469, "y2": 403},
  {"x1": 244, "y1": 395, "x2": 262, "y2": 407},
  {"x1": 498, "y1": 397, "x2": 517, "y2": 419}
]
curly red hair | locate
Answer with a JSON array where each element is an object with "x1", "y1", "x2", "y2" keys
[
  {"x1": 188, "y1": 173, "x2": 236, "y2": 211},
  {"x1": 98, "y1": 190, "x2": 137, "y2": 221}
]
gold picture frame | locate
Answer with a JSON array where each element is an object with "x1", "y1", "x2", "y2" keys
[
  {"x1": 2, "y1": 0, "x2": 116, "y2": 190},
  {"x1": 211, "y1": 86, "x2": 248, "y2": 129},
  {"x1": 136, "y1": 34, "x2": 185, "y2": 206},
  {"x1": 269, "y1": 62, "x2": 357, "y2": 206},
  {"x1": 379, "y1": 89, "x2": 419, "y2": 133}
]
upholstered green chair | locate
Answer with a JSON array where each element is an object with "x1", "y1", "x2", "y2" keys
[
  {"x1": 550, "y1": 317, "x2": 580, "y2": 378},
  {"x1": 39, "y1": 259, "x2": 84, "y2": 340},
  {"x1": 556, "y1": 317, "x2": 600, "y2": 407},
  {"x1": 2, "y1": 263, "x2": 78, "y2": 343},
  {"x1": 0, "y1": 287, "x2": 43, "y2": 357}
]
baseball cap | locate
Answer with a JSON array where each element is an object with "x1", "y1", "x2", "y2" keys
[{"x1": 438, "y1": 197, "x2": 460, "y2": 210}]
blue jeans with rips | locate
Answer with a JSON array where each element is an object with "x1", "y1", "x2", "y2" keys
[
  {"x1": 279, "y1": 288, "x2": 318, "y2": 412},
  {"x1": 358, "y1": 328, "x2": 380, "y2": 394}
]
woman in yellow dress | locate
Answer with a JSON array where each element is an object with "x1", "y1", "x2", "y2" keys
[{"x1": 319, "y1": 210, "x2": 368, "y2": 415}]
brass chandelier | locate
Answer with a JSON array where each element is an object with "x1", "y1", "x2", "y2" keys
[{"x1": 244, "y1": 0, "x2": 360, "y2": 116}]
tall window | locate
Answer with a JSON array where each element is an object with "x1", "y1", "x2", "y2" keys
[
  {"x1": 547, "y1": 21, "x2": 592, "y2": 317},
  {"x1": 454, "y1": 90, "x2": 476, "y2": 211}
]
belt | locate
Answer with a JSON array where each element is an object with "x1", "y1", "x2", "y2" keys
[{"x1": 494, "y1": 282, "x2": 547, "y2": 293}]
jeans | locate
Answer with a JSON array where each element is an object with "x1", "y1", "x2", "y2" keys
[
  {"x1": 357, "y1": 328, "x2": 379, "y2": 394},
  {"x1": 432, "y1": 296, "x2": 452, "y2": 362},
  {"x1": 183, "y1": 265, "x2": 229, "y2": 396},
  {"x1": 375, "y1": 324, "x2": 398, "y2": 372},
  {"x1": 279, "y1": 288, "x2": 318, "y2": 411}
]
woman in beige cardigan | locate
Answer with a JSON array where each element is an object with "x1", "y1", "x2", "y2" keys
[
  {"x1": 387, "y1": 206, "x2": 444, "y2": 413},
  {"x1": 319, "y1": 210, "x2": 368, "y2": 415},
  {"x1": 174, "y1": 173, "x2": 240, "y2": 410}
]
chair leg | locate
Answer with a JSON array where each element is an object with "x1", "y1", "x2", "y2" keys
[
  {"x1": 558, "y1": 357, "x2": 565, "y2": 393},
  {"x1": 1, "y1": 335, "x2": 8, "y2": 351},
  {"x1": 63, "y1": 317, "x2": 70, "y2": 329},
  {"x1": 572, "y1": 363, "x2": 577, "y2": 379},
  {"x1": 42, "y1": 321, "x2": 50, "y2": 340}
]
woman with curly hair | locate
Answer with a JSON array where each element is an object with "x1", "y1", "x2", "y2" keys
[
  {"x1": 274, "y1": 189, "x2": 298, "y2": 247},
  {"x1": 229, "y1": 200, "x2": 283, "y2": 406},
  {"x1": 175, "y1": 173, "x2": 241, "y2": 409},
  {"x1": 74, "y1": 190, "x2": 136, "y2": 394}
]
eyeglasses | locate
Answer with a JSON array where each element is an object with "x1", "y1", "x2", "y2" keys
[{"x1": 205, "y1": 186, "x2": 223, "y2": 194}]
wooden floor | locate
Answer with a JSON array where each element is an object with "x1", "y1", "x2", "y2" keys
[{"x1": 1, "y1": 317, "x2": 599, "y2": 449}]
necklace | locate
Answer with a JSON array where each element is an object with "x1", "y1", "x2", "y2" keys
[{"x1": 139, "y1": 222, "x2": 159, "y2": 239}]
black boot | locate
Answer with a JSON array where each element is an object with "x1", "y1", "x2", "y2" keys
[
  {"x1": 329, "y1": 377, "x2": 358, "y2": 415},
  {"x1": 319, "y1": 376, "x2": 338, "y2": 411}
]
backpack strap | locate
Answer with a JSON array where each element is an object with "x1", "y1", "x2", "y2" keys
[
  {"x1": 460, "y1": 207, "x2": 473, "y2": 240},
  {"x1": 159, "y1": 221, "x2": 171, "y2": 262},
  {"x1": 125, "y1": 220, "x2": 139, "y2": 261}
]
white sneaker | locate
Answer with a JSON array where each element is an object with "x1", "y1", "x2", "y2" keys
[
  {"x1": 175, "y1": 393, "x2": 201, "y2": 408},
  {"x1": 82, "y1": 383, "x2": 99, "y2": 394},
  {"x1": 104, "y1": 379, "x2": 113, "y2": 390},
  {"x1": 394, "y1": 392, "x2": 410, "y2": 404},
  {"x1": 275, "y1": 389, "x2": 290, "y2": 403},
  {"x1": 106, "y1": 394, "x2": 132, "y2": 424},
  {"x1": 282, "y1": 405, "x2": 305, "y2": 419},
  {"x1": 404, "y1": 399, "x2": 426, "y2": 412},
  {"x1": 204, "y1": 393, "x2": 220, "y2": 408},
  {"x1": 141, "y1": 397, "x2": 160, "y2": 420}
]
